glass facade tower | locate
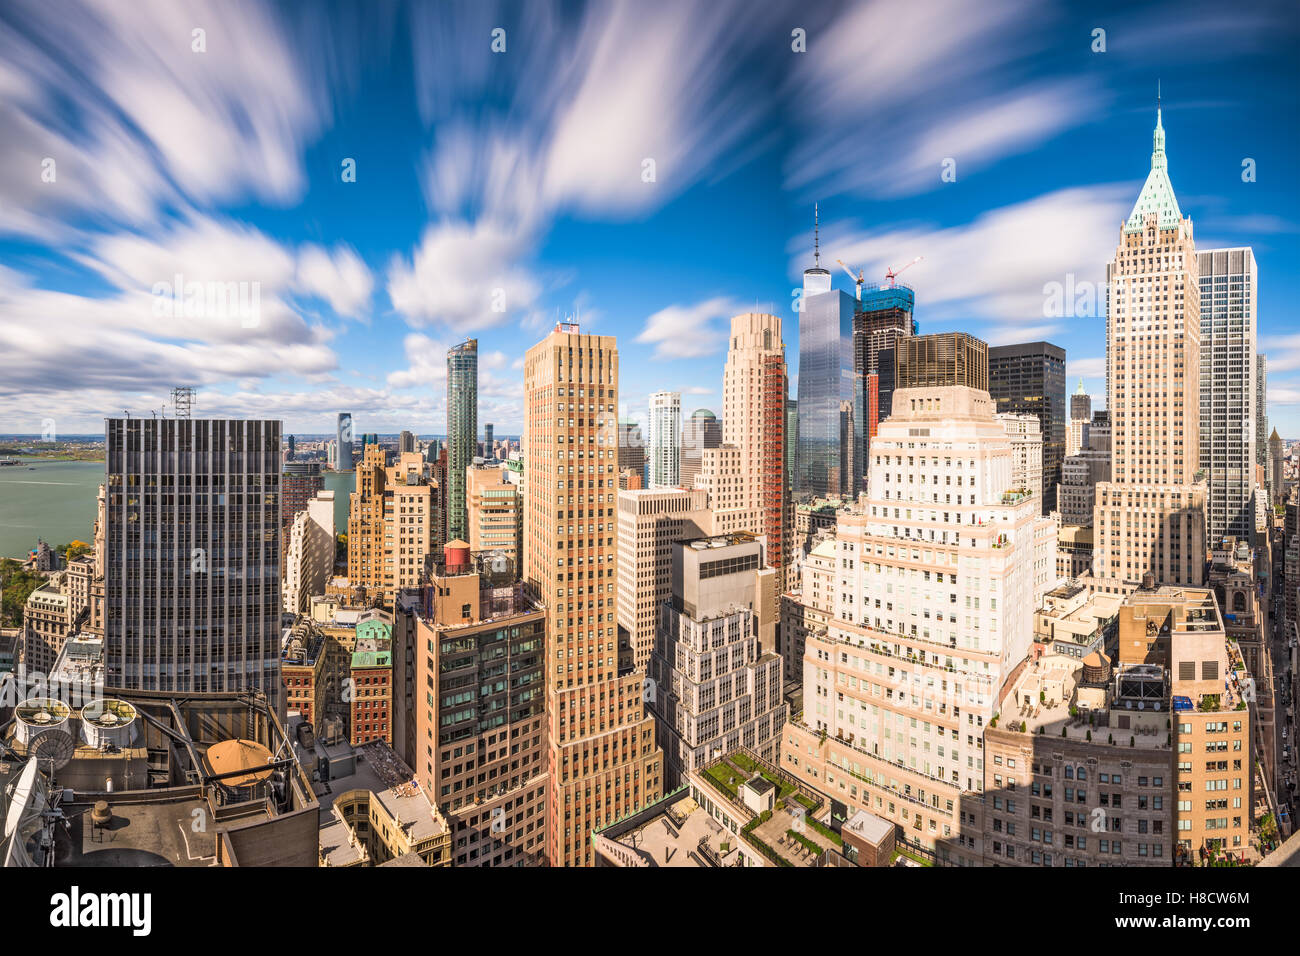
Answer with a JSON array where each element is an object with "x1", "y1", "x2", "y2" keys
[{"x1": 447, "y1": 338, "x2": 478, "y2": 543}]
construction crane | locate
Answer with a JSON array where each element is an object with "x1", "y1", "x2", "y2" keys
[
  {"x1": 837, "y1": 259, "x2": 866, "y2": 300},
  {"x1": 885, "y1": 256, "x2": 923, "y2": 288}
]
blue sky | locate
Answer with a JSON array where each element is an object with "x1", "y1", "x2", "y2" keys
[{"x1": 1, "y1": 0, "x2": 1297, "y2": 440}]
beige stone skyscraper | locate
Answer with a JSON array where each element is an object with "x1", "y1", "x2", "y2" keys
[
  {"x1": 523, "y1": 323, "x2": 663, "y2": 866},
  {"x1": 348, "y1": 446, "x2": 441, "y2": 606},
  {"x1": 1093, "y1": 103, "x2": 1207, "y2": 589},
  {"x1": 616, "y1": 487, "x2": 710, "y2": 671},
  {"x1": 695, "y1": 312, "x2": 787, "y2": 570}
]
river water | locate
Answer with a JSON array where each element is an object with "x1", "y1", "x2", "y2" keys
[{"x1": 0, "y1": 458, "x2": 356, "y2": 559}]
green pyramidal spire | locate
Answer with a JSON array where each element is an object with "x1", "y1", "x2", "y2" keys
[{"x1": 1125, "y1": 82, "x2": 1182, "y2": 233}]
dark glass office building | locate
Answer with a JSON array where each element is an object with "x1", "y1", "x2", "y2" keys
[
  {"x1": 988, "y1": 341, "x2": 1066, "y2": 514},
  {"x1": 796, "y1": 268, "x2": 859, "y2": 500}
]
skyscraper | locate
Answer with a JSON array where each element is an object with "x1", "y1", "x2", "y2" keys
[
  {"x1": 1093, "y1": 102, "x2": 1207, "y2": 589},
  {"x1": 281, "y1": 460, "x2": 324, "y2": 527},
  {"x1": 104, "y1": 417, "x2": 282, "y2": 697},
  {"x1": 447, "y1": 338, "x2": 478, "y2": 543},
  {"x1": 523, "y1": 323, "x2": 662, "y2": 866},
  {"x1": 988, "y1": 341, "x2": 1067, "y2": 514},
  {"x1": 483, "y1": 422, "x2": 494, "y2": 459},
  {"x1": 348, "y1": 446, "x2": 441, "y2": 607},
  {"x1": 283, "y1": 489, "x2": 335, "y2": 614},
  {"x1": 1270, "y1": 428, "x2": 1285, "y2": 504},
  {"x1": 1067, "y1": 380, "x2": 1092, "y2": 457},
  {"x1": 996, "y1": 412, "x2": 1044, "y2": 503},
  {"x1": 617, "y1": 418, "x2": 645, "y2": 482},
  {"x1": 780, "y1": 374, "x2": 1055, "y2": 864},
  {"x1": 1197, "y1": 247, "x2": 1258, "y2": 543},
  {"x1": 466, "y1": 464, "x2": 522, "y2": 567},
  {"x1": 616, "y1": 487, "x2": 710, "y2": 672},
  {"x1": 1257, "y1": 354, "x2": 1270, "y2": 473},
  {"x1": 336, "y1": 412, "x2": 354, "y2": 472},
  {"x1": 854, "y1": 282, "x2": 917, "y2": 482},
  {"x1": 1057, "y1": 410, "x2": 1112, "y2": 527},
  {"x1": 796, "y1": 208, "x2": 858, "y2": 499},
  {"x1": 399, "y1": 430, "x2": 416, "y2": 454},
  {"x1": 679, "y1": 408, "x2": 721, "y2": 490},
  {"x1": 647, "y1": 390, "x2": 681, "y2": 488},
  {"x1": 414, "y1": 548, "x2": 547, "y2": 866},
  {"x1": 647, "y1": 533, "x2": 786, "y2": 789},
  {"x1": 695, "y1": 312, "x2": 788, "y2": 571}
]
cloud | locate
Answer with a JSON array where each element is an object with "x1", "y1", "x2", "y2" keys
[
  {"x1": 79, "y1": 214, "x2": 373, "y2": 335},
  {"x1": 1067, "y1": 357, "x2": 1108, "y2": 381},
  {"x1": 783, "y1": 0, "x2": 1105, "y2": 200},
  {"x1": 390, "y1": 0, "x2": 786, "y2": 332},
  {"x1": 636, "y1": 297, "x2": 744, "y2": 360},
  {"x1": 807, "y1": 185, "x2": 1131, "y2": 328},
  {"x1": 1260, "y1": 334, "x2": 1300, "y2": 374},
  {"x1": 297, "y1": 244, "x2": 374, "y2": 318},
  {"x1": 0, "y1": 0, "x2": 327, "y2": 238},
  {"x1": 1269, "y1": 384, "x2": 1300, "y2": 406},
  {"x1": 386, "y1": 220, "x2": 542, "y2": 332},
  {"x1": 387, "y1": 333, "x2": 452, "y2": 391}
]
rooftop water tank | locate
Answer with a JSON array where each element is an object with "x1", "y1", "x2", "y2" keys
[
  {"x1": 79, "y1": 698, "x2": 138, "y2": 750},
  {"x1": 14, "y1": 697, "x2": 71, "y2": 746}
]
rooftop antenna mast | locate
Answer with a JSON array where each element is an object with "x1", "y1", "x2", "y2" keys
[
  {"x1": 171, "y1": 386, "x2": 195, "y2": 420},
  {"x1": 813, "y1": 203, "x2": 821, "y2": 268}
]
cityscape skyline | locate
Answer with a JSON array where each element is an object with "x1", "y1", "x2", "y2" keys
[
  {"x1": 5, "y1": 0, "x2": 1300, "y2": 900},
  {"x1": 0, "y1": 0, "x2": 1298, "y2": 441}
]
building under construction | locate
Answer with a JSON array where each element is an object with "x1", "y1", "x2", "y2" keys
[{"x1": 853, "y1": 283, "x2": 918, "y2": 489}]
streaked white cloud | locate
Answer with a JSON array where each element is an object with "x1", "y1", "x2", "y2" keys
[
  {"x1": 297, "y1": 245, "x2": 374, "y2": 319},
  {"x1": 807, "y1": 185, "x2": 1131, "y2": 329},
  {"x1": 387, "y1": 333, "x2": 451, "y2": 390},
  {"x1": 784, "y1": 0, "x2": 1105, "y2": 200},
  {"x1": 0, "y1": 0, "x2": 326, "y2": 238},
  {"x1": 636, "y1": 297, "x2": 745, "y2": 360},
  {"x1": 386, "y1": 220, "x2": 542, "y2": 332},
  {"x1": 1067, "y1": 357, "x2": 1107, "y2": 381}
]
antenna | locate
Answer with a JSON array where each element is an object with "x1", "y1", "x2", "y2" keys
[
  {"x1": 813, "y1": 203, "x2": 821, "y2": 268},
  {"x1": 171, "y1": 386, "x2": 195, "y2": 419}
]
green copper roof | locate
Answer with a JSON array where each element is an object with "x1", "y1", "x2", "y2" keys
[
  {"x1": 351, "y1": 649, "x2": 390, "y2": 669},
  {"x1": 355, "y1": 619, "x2": 391, "y2": 644},
  {"x1": 1124, "y1": 105, "x2": 1183, "y2": 234},
  {"x1": 1075, "y1": 378, "x2": 1085, "y2": 395}
]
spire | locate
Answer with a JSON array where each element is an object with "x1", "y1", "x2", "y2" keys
[
  {"x1": 813, "y1": 202, "x2": 821, "y2": 268},
  {"x1": 1124, "y1": 83, "x2": 1181, "y2": 233},
  {"x1": 1152, "y1": 79, "x2": 1166, "y2": 169},
  {"x1": 1076, "y1": 378, "x2": 1085, "y2": 395}
]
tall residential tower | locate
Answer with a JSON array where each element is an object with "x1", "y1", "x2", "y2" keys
[
  {"x1": 647, "y1": 390, "x2": 681, "y2": 489},
  {"x1": 447, "y1": 338, "x2": 478, "y2": 543}
]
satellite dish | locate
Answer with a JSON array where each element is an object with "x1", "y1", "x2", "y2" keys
[
  {"x1": 3, "y1": 759, "x2": 40, "y2": 837},
  {"x1": 30, "y1": 730, "x2": 75, "y2": 774}
]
